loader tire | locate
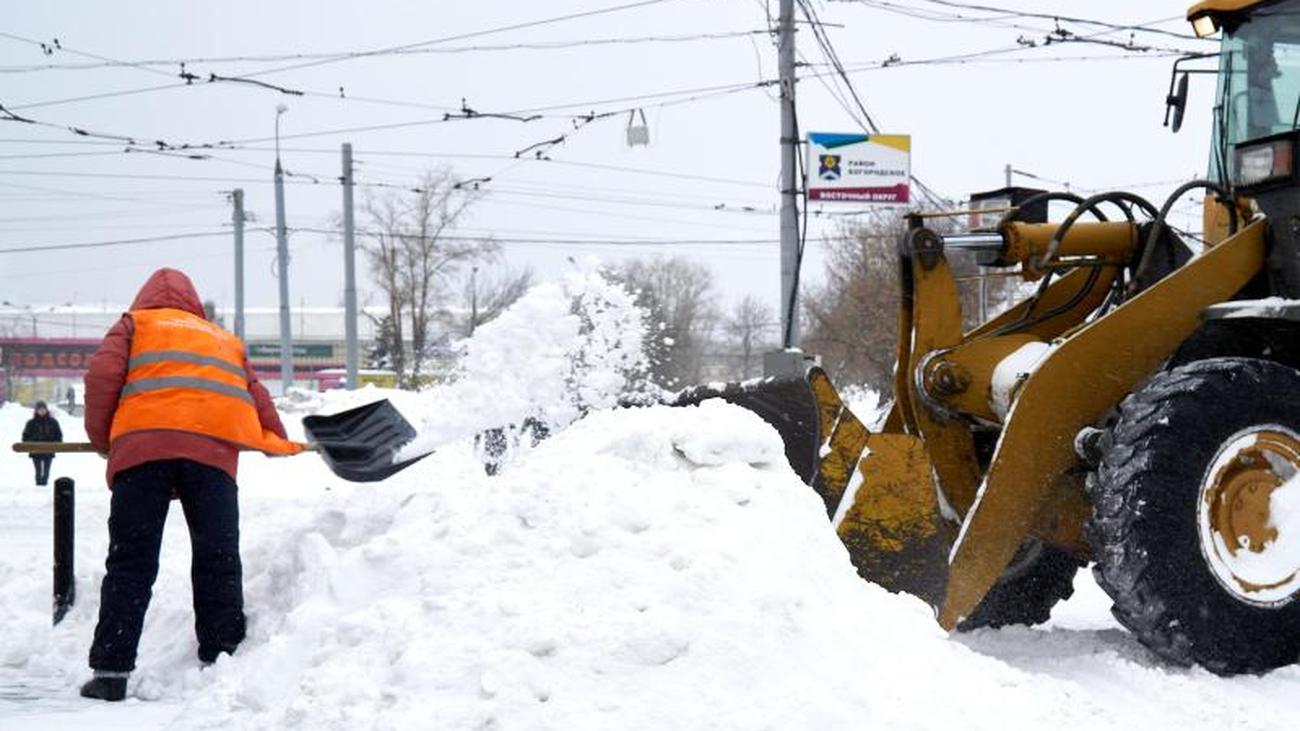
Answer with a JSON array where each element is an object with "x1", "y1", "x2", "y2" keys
[
  {"x1": 956, "y1": 539, "x2": 1082, "y2": 631},
  {"x1": 1088, "y1": 357, "x2": 1300, "y2": 675}
]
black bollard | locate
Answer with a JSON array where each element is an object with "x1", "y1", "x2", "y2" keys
[{"x1": 53, "y1": 476, "x2": 75, "y2": 625}]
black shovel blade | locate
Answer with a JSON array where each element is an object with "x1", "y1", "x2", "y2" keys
[{"x1": 302, "y1": 399, "x2": 427, "y2": 482}]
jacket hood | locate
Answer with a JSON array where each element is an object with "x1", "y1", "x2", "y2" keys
[
  {"x1": 34, "y1": 400, "x2": 47, "y2": 413},
  {"x1": 130, "y1": 268, "x2": 205, "y2": 317}
]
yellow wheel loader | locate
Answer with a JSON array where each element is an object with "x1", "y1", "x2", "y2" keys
[{"x1": 679, "y1": 0, "x2": 1300, "y2": 674}]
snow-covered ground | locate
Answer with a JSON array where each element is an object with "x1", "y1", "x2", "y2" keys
[{"x1": 2, "y1": 274, "x2": 1297, "y2": 730}]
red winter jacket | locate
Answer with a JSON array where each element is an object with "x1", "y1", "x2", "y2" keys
[{"x1": 84, "y1": 268, "x2": 288, "y2": 486}]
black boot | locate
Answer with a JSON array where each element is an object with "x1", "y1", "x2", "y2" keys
[{"x1": 80, "y1": 673, "x2": 128, "y2": 701}]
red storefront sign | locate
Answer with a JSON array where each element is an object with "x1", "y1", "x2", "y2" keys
[{"x1": 1, "y1": 338, "x2": 101, "y2": 376}]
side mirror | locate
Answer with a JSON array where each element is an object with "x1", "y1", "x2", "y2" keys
[{"x1": 1165, "y1": 72, "x2": 1190, "y2": 133}]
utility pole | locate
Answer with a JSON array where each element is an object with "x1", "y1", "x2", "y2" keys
[
  {"x1": 777, "y1": 0, "x2": 800, "y2": 350},
  {"x1": 231, "y1": 189, "x2": 246, "y2": 342},
  {"x1": 341, "y1": 143, "x2": 359, "y2": 390},
  {"x1": 274, "y1": 105, "x2": 293, "y2": 393},
  {"x1": 993, "y1": 161, "x2": 1013, "y2": 318}
]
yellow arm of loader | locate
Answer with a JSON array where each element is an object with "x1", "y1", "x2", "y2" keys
[{"x1": 937, "y1": 218, "x2": 1267, "y2": 629}]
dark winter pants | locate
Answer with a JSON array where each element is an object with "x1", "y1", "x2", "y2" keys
[
  {"x1": 30, "y1": 455, "x2": 52, "y2": 486},
  {"x1": 89, "y1": 459, "x2": 246, "y2": 673}
]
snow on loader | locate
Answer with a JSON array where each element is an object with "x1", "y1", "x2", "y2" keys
[{"x1": 682, "y1": 0, "x2": 1300, "y2": 675}]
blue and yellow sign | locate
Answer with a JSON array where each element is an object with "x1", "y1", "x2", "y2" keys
[{"x1": 806, "y1": 132, "x2": 911, "y2": 204}]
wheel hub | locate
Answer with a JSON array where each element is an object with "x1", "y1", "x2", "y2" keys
[{"x1": 1198, "y1": 427, "x2": 1300, "y2": 607}]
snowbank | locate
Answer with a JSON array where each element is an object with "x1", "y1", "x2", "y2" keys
[
  {"x1": 0, "y1": 399, "x2": 1062, "y2": 729},
  {"x1": 2, "y1": 271, "x2": 1298, "y2": 730},
  {"x1": 4, "y1": 393, "x2": 1297, "y2": 730}
]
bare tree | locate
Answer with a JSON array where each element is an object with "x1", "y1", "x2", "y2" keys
[
  {"x1": 361, "y1": 168, "x2": 494, "y2": 386},
  {"x1": 361, "y1": 194, "x2": 408, "y2": 381},
  {"x1": 459, "y1": 265, "x2": 534, "y2": 337},
  {"x1": 609, "y1": 257, "x2": 718, "y2": 388},
  {"x1": 726, "y1": 295, "x2": 775, "y2": 379}
]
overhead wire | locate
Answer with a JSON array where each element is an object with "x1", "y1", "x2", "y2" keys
[
  {"x1": 0, "y1": 31, "x2": 174, "y2": 78},
  {"x1": 897, "y1": 0, "x2": 1205, "y2": 42},
  {"x1": 0, "y1": 31, "x2": 770, "y2": 74},
  {"x1": 0, "y1": 230, "x2": 233, "y2": 254},
  {"x1": 284, "y1": 225, "x2": 779, "y2": 246},
  {"x1": 798, "y1": 0, "x2": 952, "y2": 207},
  {"x1": 235, "y1": 0, "x2": 682, "y2": 79},
  {"x1": 0, "y1": 179, "x2": 226, "y2": 207}
]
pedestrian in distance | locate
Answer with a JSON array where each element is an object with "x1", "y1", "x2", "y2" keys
[
  {"x1": 21, "y1": 400, "x2": 62, "y2": 486},
  {"x1": 79, "y1": 268, "x2": 303, "y2": 702}
]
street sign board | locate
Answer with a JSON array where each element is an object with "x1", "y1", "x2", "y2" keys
[
  {"x1": 247, "y1": 342, "x2": 336, "y2": 359},
  {"x1": 806, "y1": 133, "x2": 911, "y2": 204}
]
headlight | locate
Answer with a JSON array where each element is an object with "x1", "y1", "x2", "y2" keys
[
  {"x1": 1234, "y1": 137, "x2": 1295, "y2": 190},
  {"x1": 1190, "y1": 15, "x2": 1218, "y2": 38}
]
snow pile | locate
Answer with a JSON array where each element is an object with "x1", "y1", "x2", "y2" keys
[
  {"x1": 1, "y1": 405, "x2": 1298, "y2": 730},
  {"x1": 395, "y1": 269, "x2": 650, "y2": 461},
  {"x1": 4, "y1": 276, "x2": 1300, "y2": 729},
  {"x1": 2, "y1": 399, "x2": 1102, "y2": 730}
]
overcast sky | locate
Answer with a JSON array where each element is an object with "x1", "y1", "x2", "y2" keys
[{"x1": 0, "y1": 0, "x2": 1218, "y2": 326}]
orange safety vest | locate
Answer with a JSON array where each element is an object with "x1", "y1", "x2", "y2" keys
[{"x1": 109, "y1": 307, "x2": 304, "y2": 455}]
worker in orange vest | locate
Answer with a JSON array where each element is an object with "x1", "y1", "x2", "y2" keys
[{"x1": 79, "y1": 268, "x2": 303, "y2": 702}]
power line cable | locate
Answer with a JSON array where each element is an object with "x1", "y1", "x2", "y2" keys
[
  {"x1": 0, "y1": 167, "x2": 779, "y2": 218},
  {"x1": 799, "y1": 0, "x2": 884, "y2": 132},
  {"x1": 897, "y1": 0, "x2": 1205, "y2": 42},
  {"x1": 0, "y1": 179, "x2": 225, "y2": 207},
  {"x1": 0, "y1": 230, "x2": 232, "y2": 254},
  {"x1": 237, "y1": 0, "x2": 681, "y2": 79},
  {"x1": 798, "y1": 0, "x2": 952, "y2": 207},
  {"x1": 6, "y1": 82, "x2": 190, "y2": 112},
  {"x1": 0, "y1": 31, "x2": 174, "y2": 78},
  {"x1": 0, "y1": 139, "x2": 773, "y2": 189},
  {"x1": 0, "y1": 31, "x2": 769, "y2": 74},
  {"x1": 285, "y1": 225, "x2": 779, "y2": 246},
  {"x1": 482, "y1": 196, "x2": 774, "y2": 232}
]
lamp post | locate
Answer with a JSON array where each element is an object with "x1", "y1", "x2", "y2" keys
[
  {"x1": 273, "y1": 104, "x2": 294, "y2": 393},
  {"x1": 3, "y1": 301, "x2": 37, "y2": 337}
]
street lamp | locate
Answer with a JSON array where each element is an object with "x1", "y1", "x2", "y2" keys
[
  {"x1": 274, "y1": 103, "x2": 288, "y2": 163},
  {"x1": 3, "y1": 300, "x2": 36, "y2": 337},
  {"x1": 273, "y1": 104, "x2": 293, "y2": 393}
]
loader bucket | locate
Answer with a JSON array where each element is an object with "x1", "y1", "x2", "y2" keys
[
  {"x1": 669, "y1": 376, "x2": 822, "y2": 485},
  {"x1": 672, "y1": 368, "x2": 952, "y2": 608},
  {"x1": 302, "y1": 399, "x2": 428, "y2": 482}
]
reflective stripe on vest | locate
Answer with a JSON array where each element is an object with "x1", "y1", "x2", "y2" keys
[
  {"x1": 109, "y1": 307, "x2": 303, "y2": 455},
  {"x1": 121, "y1": 376, "x2": 255, "y2": 404},
  {"x1": 127, "y1": 350, "x2": 248, "y2": 380}
]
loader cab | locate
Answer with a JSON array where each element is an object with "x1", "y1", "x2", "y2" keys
[
  {"x1": 1193, "y1": 0, "x2": 1300, "y2": 187},
  {"x1": 1191, "y1": 0, "x2": 1300, "y2": 293}
]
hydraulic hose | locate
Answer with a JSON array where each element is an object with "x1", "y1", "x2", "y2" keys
[
  {"x1": 1001, "y1": 191, "x2": 1111, "y2": 225},
  {"x1": 1127, "y1": 180, "x2": 1238, "y2": 298},
  {"x1": 1034, "y1": 191, "x2": 1161, "y2": 273}
]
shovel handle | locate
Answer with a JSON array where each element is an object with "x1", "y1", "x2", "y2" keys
[{"x1": 12, "y1": 442, "x2": 317, "y2": 454}]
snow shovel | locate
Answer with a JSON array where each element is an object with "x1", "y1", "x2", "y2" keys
[
  {"x1": 301, "y1": 398, "x2": 428, "y2": 482},
  {"x1": 11, "y1": 399, "x2": 428, "y2": 483}
]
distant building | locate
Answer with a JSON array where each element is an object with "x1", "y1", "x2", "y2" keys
[{"x1": 0, "y1": 304, "x2": 446, "y2": 402}]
